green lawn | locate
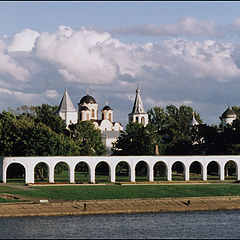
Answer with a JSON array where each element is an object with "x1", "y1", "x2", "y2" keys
[{"x1": 1, "y1": 184, "x2": 240, "y2": 201}]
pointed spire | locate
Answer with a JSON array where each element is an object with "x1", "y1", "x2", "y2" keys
[
  {"x1": 58, "y1": 89, "x2": 76, "y2": 112},
  {"x1": 131, "y1": 85, "x2": 145, "y2": 114},
  {"x1": 189, "y1": 112, "x2": 199, "y2": 127}
]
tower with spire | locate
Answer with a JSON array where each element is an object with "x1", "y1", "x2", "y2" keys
[
  {"x1": 57, "y1": 89, "x2": 78, "y2": 127},
  {"x1": 128, "y1": 85, "x2": 149, "y2": 127}
]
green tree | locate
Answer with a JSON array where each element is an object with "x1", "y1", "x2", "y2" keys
[
  {"x1": 148, "y1": 105, "x2": 202, "y2": 155},
  {"x1": 112, "y1": 122, "x2": 156, "y2": 155},
  {"x1": 34, "y1": 104, "x2": 67, "y2": 134},
  {"x1": 69, "y1": 121, "x2": 106, "y2": 156}
]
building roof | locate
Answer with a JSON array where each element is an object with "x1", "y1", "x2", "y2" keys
[
  {"x1": 79, "y1": 94, "x2": 96, "y2": 104},
  {"x1": 58, "y1": 89, "x2": 76, "y2": 113},
  {"x1": 221, "y1": 107, "x2": 237, "y2": 118},
  {"x1": 130, "y1": 86, "x2": 145, "y2": 114},
  {"x1": 103, "y1": 105, "x2": 112, "y2": 111}
]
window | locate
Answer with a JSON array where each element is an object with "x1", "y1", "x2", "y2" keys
[
  {"x1": 141, "y1": 117, "x2": 145, "y2": 125},
  {"x1": 109, "y1": 113, "x2": 112, "y2": 121},
  {"x1": 92, "y1": 109, "x2": 95, "y2": 118}
]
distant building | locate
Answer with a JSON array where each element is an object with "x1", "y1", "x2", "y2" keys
[
  {"x1": 128, "y1": 86, "x2": 149, "y2": 127},
  {"x1": 189, "y1": 112, "x2": 199, "y2": 129},
  {"x1": 57, "y1": 90, "x2": 123, "y2": 154},
  {"x1": 57, "y1": 89, "x2": 78, "y2": 127},
  {"x1": 220, "y1": 106, "x2": 237, "y2": 131}
]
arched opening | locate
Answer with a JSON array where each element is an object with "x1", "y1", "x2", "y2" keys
[
  {"x1": 87, "y1": 113, "x2": 90, "y2": 120},
  {"x1": 109, "y1": 113, "x2": 112, "y2": 121},
  {"x1": 75, "y1": 162, "x2": 90, "y2": 183},
  {"x1": 225, "y1": 160, "x2": 237, "y2": 180},
  {"x1": 95, "y1": 162, "x2": 110, "y2": 183},
  {"x1": 141, "y1": 117, "x2": 145, "y2": 125},
  {"x1": 115, "y1": 161, "x2": 130, "y2": 182},
  {"x1": 172, "y1": 161, "x2": 185, "y2": 181},
  {"x1": 135, "y1": 116, "x2": 139, "y2": 122},
  {"x1": 135, "y1": 161, "x2": 149, "y2": 182},
  {"x1": 92, "y1": 109, "x2": 95, "y2": 118},
  {"x1": 6, "y1": 163, "x2": 25, "y2": 183},
  {"x1": 207, "y1": 161, "x2": 219, "y2": 181},
  {"x1": 154, "y1": 161, "x2": 167, "y2": 181},
  {"x1": 54, "y1": 162, "x2": 70, "y2": 183},
  {"x1": 34, "y1": 162, "x2": 49, "y2": 183},
  {"x1": 190, "y1": 161, "x2": 202, "y2": 181}
]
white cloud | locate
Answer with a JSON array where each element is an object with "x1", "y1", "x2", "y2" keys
[
  {"x1": 8, "y1": 29, "x2": 40, "y2": 52},
  {"x1": 1, "y1": 25, "x2": 240, "y2": 126},
  {"x1": 0, "y1": 52, "x2": 30, "y2": 81}
]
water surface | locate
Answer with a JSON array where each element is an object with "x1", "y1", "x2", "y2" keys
[{"x1": 0, "y1": 210, "x2": 240, "y2": 239}]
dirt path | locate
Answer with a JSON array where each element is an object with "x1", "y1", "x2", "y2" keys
[{"x1": 0, "y1": 195, "x2": 240, "y2": 218}]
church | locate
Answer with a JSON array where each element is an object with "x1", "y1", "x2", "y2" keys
[{"x1": 57, "y1": 86, "x2": 148, "y2": 154}]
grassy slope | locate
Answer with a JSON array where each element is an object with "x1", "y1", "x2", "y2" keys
[{"x1": 1, "y1": 184, "x2": 240, "y2": 201}]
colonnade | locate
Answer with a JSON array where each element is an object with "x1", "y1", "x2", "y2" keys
[{"x1": 0, "y1": 155, "x2": 240, "y2": 184}]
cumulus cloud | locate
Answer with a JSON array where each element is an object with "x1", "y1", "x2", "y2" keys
[
  {"x1": 111, "y1": 17, "x2": 221, "y2": 37},
  {"x1": 1, "y1": 25, "x2": 240, "y2": 125},
  {"x1": 8, "y1": 29, "x2": 40, "y2": 52}
]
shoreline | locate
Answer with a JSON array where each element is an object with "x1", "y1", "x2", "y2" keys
[{"x1": 1, "y1": 195, "x2": 240, "y2": 218}]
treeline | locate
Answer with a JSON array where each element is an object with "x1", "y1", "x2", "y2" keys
[
  {"x1": 0, "y1": 104, "x2": 106, "y2": 157},
  {"x1": 112, "y1": 105, "x2": 240, "y2": 156},
  {"x1": 2, "y1": 103, "x2": 240, "y2": 158}
]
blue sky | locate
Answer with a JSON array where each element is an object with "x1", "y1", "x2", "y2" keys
[{"x1": 1, "y1": 1, "x2": 240, "y2": 126}]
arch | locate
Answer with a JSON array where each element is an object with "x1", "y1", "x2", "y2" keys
[
  {"x1": 189, "y1": 161, "x2": 203, "y2": 181},
  {"x1": 153, "y1": 161, "x2": 167, "y2": 181},
  {"x1": 75, "y1": 161, "x2": 90, "y2": 183},
  {"x1": 141, "y1": 117, "x2": 145, "y2": 125},
  {"x1": 95, "y1": 161, "x2": 110, "y2": 183},
  {"x1": 135, "y1": 160, "x2": 149, "y2": 182},
  {"x1": 109, "y1": 113, "x2": 112, "y2": 121},
  {"x1": 115, "y1": 161, "x2": 130, "y2": 182},
  {"x1": 224, "y1": 160, "x2": 237, "y2": 180},
  {"x1": 34, "y1": 162, "x2": 49, "y2": 183},
  {"x1": 91, "y1": 109, "x2": 95, "y2": 118},
  {"x1": 54, "y1": 161, "x2": 70, "y2": 183},
  {"x1": 171, "y1": 161, "x2": 185, "y2": 181},
  {"x1": 207, "y1": 161, "x2": 220, "y2": 181},
  {"x1": 6, "y1": 163, "x2": 25, "y2": 183}
]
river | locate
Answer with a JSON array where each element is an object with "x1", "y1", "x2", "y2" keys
[{"x1": 0, "y1": 210, "x2": 240, "y2": 239}]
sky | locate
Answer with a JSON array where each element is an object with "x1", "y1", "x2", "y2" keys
[{"x1": 2, "y1": 1, "x2": 240, "y2": 127}]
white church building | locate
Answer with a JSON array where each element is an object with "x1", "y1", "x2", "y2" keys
[{"x1": 57, "y1": 87, "x2": 148, "y2": 154}]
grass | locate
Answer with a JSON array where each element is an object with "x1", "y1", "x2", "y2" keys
[{"x1": 1, "y1": 184, "x2": 240, "y2": 201}]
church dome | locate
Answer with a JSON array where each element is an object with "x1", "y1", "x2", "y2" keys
[
  {"x1": 221, "y1": 107, "x2": 236, "y2": 118},
  {"x1": 79, "y1": 95, "x2": 96, "y2": 104},
  {"x1": 103, "y1": 105, "x2": 112, "y2": 111}
]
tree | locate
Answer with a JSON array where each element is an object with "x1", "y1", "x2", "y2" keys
[
  {"x1": 148, "y1": 105, "x2": 202, "y2": 155},
  {"x1": 112, "y1": 122, "x2": 156, "y2": 155},
  {"x1": 34, "y1": 104, "x2": 67, "y2": 134},
  {"x1": 69, "y1": 121, "x2": 106, "y2": 156}
]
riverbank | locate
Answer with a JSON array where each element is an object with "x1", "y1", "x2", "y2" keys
[{"x1": 1, "y1": 195, "x2": 240, "y2": 218}]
